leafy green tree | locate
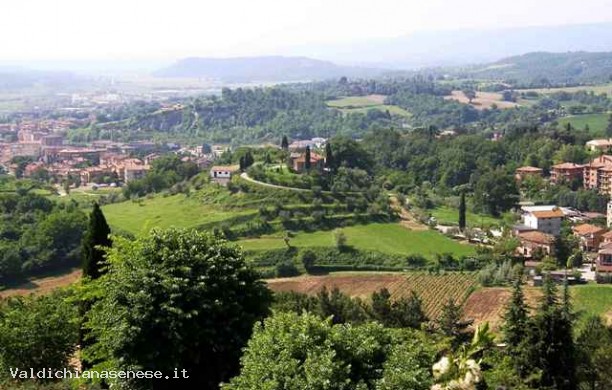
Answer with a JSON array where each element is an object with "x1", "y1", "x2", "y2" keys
[
  {"x1": 576, "y1": 315, "x2": 612, "y2": 389},
  {"x1": 300, "y1": 249, "x2": 317, "y2": 271},
  {"x1": 84, "y1": 228, "x2": 272, "y2": 389},
  {"x1": 224, "y1": 312, "x2": 436, "y2": 390},
  {"x1": 371, "y1": 288, "x2": 393, "y2": 324},
  {"x1": 437, "y1": 297, "x2": 472, "y2": 344},
  {"x1": 473, "y1": 168, "x2": 519, "y2": 216},
  {"x1": 0, "y1": 291, "x2": 78, "y2": 378},
  {"x1": 316, "y1": 287, "x2": 368, "y2": 324},
  {"x1": 523, "y1": 276, "x2": 577, "y2": 390},
  {"x1": 463, "y1": 89, "x2": 477, "y2": 104},
  {"x1": 391, "y1": 291, "x2": 428, "y2": 329},
  {"x1": 458, "y1": 192, "x2": 466, "y2": 231}
]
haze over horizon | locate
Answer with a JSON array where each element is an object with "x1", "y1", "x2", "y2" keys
[{"x1": 3, "y1": 0, "x2": 612, "y2": 67}]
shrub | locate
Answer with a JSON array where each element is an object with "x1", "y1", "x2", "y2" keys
[
  {"x1": 333, "y1": 228, "x2": 348, "y2": 249},
  {"x1": 300, "y1": 249, "x2": 317, "y2": 271},
  {"x1": 275, "y1": 261, "x2": 300, "y2": 277}
]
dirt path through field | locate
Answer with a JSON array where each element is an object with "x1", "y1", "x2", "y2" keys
[
  {"x1": 0, "y1": 268, "x2": 81, "y2": 299},
  {"x1": 389, "y1": 196, "x2": 428, "y2": 231}
]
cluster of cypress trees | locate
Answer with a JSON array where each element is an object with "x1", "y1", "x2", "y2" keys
[{"x1": 502, "y1": 275, "x2": 576, "y2": 389}]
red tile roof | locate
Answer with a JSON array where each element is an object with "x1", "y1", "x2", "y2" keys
[
  {"x1": 531, "y1": 209, "x2": 564, "y2": 219},
  {"x1": 518, "y1": 231, "x2": 555, "y2": 245},
  {"x1": 572, "y1": 224, "x2": 606, "y2": 236}
]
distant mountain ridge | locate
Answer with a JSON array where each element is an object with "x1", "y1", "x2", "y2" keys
[
  {"x1": 154, "y1": 56, "x2": 386, "y2": 82},
  {"x1": 293, "y1": 22, "x2": 612, "y2": 69},
  {"x1": 459, "y1": 51, "x2": 612, "y2": 86}
]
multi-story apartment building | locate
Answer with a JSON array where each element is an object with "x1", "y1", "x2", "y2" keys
[
  {"x1": 550, "y1": 162, "x2": 583, "y2": 184},
  {"x1": 583, "y1": 155, "x2": 612, "y2": 196}
]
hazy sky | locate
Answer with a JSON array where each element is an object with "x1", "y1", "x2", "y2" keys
[{"x1": 3, "y1": 0, "x2": 612, "y2": 61}]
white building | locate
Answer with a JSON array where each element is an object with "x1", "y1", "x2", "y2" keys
[
  {"x1": 522, "y1": 207, "x2": 564, "y2": 236},
  {"x1": 210, "y1": 165, "x2": 239, "y2": 185},
  {"x1": 607, "y1": 201, "x2": 612, "y2": 228}
]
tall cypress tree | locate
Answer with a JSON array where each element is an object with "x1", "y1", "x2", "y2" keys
[
  {"x1": 304, "y1": 146, "x2": 311, "y2": 171},
  {"x1": 502, "y1": 276, "x2": 528, "y2": 349},
  {"x1": 80, "y1": 203, "x2": 112, "y2": 368},
  {"x1": 325, "y1": 143, "x2": 334, "y2": 171},
  {"x1": 458, "y1": 192, "x2": 466, "y2": 231},
  {"x1": 81, "y1": 203, "x2": 112, "y2": 280},
  {"x1": 281, "y1": 135, "x2": 289, "y2": 150}
]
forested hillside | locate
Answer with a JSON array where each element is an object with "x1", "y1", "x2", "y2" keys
[
  {"x1": 461, "y1": 51, "x2": 612, "y2": 87},
  {"x1": 96, "y1": 77, "x2": 558, "y2": 144}
]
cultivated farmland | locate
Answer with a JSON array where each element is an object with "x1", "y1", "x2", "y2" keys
[
  {"x1": 267, "y1": 272, "x2": 478, "y2": 319},
  {"x1": 444, "y1": 90, "x2": 520, "y2": 110}
]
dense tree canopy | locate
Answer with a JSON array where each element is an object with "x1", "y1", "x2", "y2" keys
[{"x1": 85, "y1": 228, "x2": 272, "y2": 390}]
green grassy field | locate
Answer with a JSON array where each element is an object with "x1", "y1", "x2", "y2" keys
[
  {"x1": 430, "y1": 206, "x2": 502, "y2": 227},
  {"x1": 326, "y1": 95, "x2": 411, "y2": 118},
  {"x1": 571, "y1": 284, "x2": 612, "y2": 320},
  {"x1": 239, "y1": 223, "x2": 476, "y2": 258},
  {"x1": 102, "y1": 194, "x2": 255, "y2": 235},
  {"x1": 558, "y1": 113, "x2": 610, "y2": 135}
]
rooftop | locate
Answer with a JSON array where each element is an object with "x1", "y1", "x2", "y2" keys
[
  {"x1": 518, "y1": 231, "x2": 555, "y2": 245},
  {"x1": 530, "y1": 209, "x2": 564, "y2": 219},
  {"x1": 572, "y1": 223, "x2": 606, "y2": 236}
]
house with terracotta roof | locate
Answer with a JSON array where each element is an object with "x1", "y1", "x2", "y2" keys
[
  {"x1": 515, "y1": 166, "x2": 543, "y2": 181},
  {"x1": 516, "y1": 231, "x2": 556, "y2": 258},
  {"x1": 572, "y1": 223, "x2": 607, "y2": 251},
  {"x1": 522, "y1": 207, "x2": 564, "y2": 236},
  {"x1": 292, "y1": 152, "x2": 325, "y2": 173},
  {"x1": 596, "y1": 242, "x2": 612, "y2": 273},
  {"x1": 550, "y1": 162, "x2": 583, "y2": 185},
  {"x1": 586, "y1": 139, "x2": 612, "y2": 153},
  {"x1": 602, "y1": 230, "x2": 612, "y2": 245}
]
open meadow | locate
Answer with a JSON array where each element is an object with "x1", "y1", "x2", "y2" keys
[
  {"x1": 239, "y1": 222, "x2": 476, "y2": 259},
  {"x1": 102, "y1": 193, "x2": 256, "y2": 235},
  {"x1": 326, "y1": 94, "x2": 411, "y2": 117},
  {"x1": 429, "y1": 205, "x2": 502, "y2": 228},
  {"x1": 558, "y1": 113, "x2": 610, "y2": 135}
]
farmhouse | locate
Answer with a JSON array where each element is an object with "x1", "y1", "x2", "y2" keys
[
  {"x1": 516, "y1": 231, "x2": 555, "y2": 258},
  {"x1": 521, "y1": 206, "x2": 564, "y2": 236},
  {"x1": 572, "y1": 223, "x2": 606, "y2": 251},
  {"x1": 292, "y1": 152, "x2": 325, "y2": 173},
  {"x1": 210, "y1": 165, "x2": 239, "y2": 185}
]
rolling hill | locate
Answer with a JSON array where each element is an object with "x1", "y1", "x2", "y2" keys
[
  {"x1": 463, "y1": 51, "x2": 612, "y2": 86},
  {"x1": 154, "y1": 55, "x2": 386, "y2": 82}
]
